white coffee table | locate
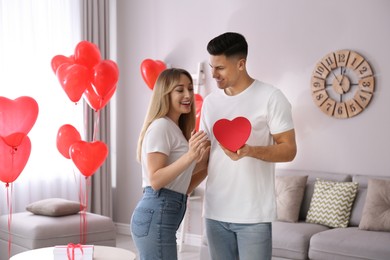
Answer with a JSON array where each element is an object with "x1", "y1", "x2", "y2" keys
[{"x1": 10, "y1": 245, "x2": 136, "y2": 260}]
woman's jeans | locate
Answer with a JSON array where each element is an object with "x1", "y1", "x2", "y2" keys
[
  {"x1": 131, "y1": 187, "x2": 188, "y2": 260},
  {"x1": 205, "y1": 218, "x2": 272, "y2": 260}
]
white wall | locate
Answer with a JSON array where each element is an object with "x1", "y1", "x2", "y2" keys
[{"x1": 113, "y1": 0, "x2": 390, "y2": 238}]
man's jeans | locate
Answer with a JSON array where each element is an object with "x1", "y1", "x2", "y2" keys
[{"x1": 206, "y1": 218, "x2": 272, "y2": 260}]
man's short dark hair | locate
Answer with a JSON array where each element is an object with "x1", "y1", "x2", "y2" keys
[{"x1": 207, "y1": 32, "x2": 248, "y2": 59}]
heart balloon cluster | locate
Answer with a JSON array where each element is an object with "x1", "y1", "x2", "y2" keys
[
  {"x1": 51, "y1": 41, "x2": 119, "y2": 111},
  {"x1": 0, "y1": 96, "x2": 39, "y2": 184},
  {"x1": 52, "y1": 41, "x2": 115, "y2": 178},
  {"x1": 56, "y1": 124, "x2": 108, "y2": 178}
]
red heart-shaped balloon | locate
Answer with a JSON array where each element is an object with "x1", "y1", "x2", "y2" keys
[
  {"x1": 0, "y1": 135, "x2": 31, "y2": 184},
  {"x1": 56, "y1": 63, "x2": 91, "y2": 103},
  {"x1": 51, "y1": 54, "x2": 74, "y2": 74},
  {"x1": 213, "y1": 117, "x2": 251, "y2": 152},
  {"x1": 83, "y1": 84, "x2": 116, "y2": 111},
  {"x1": 56, "y1": 124, "x2": 82, "y2": 159},
  {"x1": 140, "y1": 59, "x2": 166, "y2": 90},
  {"x1": 70, "y1": 141, "x2": 108, "y2": 177},
  {"x1": 0, "y1": 96, "x2": 39, "y2": 147},
  {"x1": 92, "y1": 60, "x2": 119, "y2": 98},
  {"x1": 74, "y1": 41, "x2": 101, "y2": 69}
]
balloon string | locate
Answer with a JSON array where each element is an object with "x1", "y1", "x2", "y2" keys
[
  {"x1": 78, "y1": 175, "x2": 85, "y2": 245},
  {"x1": 84, "y1": 177, "x2": 90, "y2": 244},
  {"x1": 6, "y1": 183, "x2": 13, "y2": 260},
  {"x1": 92, "y1": 110, "x2": 100, "y2": 142},
  {"x1": 74, "y1": 166, "x2": 86, "y2": 244},
  {"x1": 73, "y1": 168, "x2": 80, "y2": 200},
  {"x1": 74, "y1": 167, "x2": 85, "y2": 244},
  {"x1": 78, "y1": 176, "x2": 90, "y2": 245}
]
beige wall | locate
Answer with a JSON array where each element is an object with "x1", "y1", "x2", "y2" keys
[{"x1": 113, "y1": 0, "x2": 390, "y2": 241}]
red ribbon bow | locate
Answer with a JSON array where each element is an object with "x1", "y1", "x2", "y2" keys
[{"x1": 67, "y1": 243, "x2": 84, "y2": 260}]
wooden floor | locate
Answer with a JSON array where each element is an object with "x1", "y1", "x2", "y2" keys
[{"x1": 116, "y1": 233, "x2": 201, "y2": 260}]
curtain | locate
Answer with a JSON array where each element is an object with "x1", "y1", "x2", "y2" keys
[
  {"x1": 0, "y1": 0, "x2": 83, "y2": 214},
  {"x1": 81, "y1": 0, "x2": 115, "y2": 218}
]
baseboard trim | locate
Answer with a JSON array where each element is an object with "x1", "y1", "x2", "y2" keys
[
  {"x1": 115, "y1": 222, "x2": 202, "y2": 247},
  {"x1": 115, "y1": 222, "x2": 131, "y2": 236}
]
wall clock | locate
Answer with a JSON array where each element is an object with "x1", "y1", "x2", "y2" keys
[{"x1": 311, "y1": 50, "x2": 375, "y2": 119}]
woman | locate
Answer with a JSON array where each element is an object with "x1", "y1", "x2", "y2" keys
[{"x1": 131, "y1": 68, "x2": 210, "y2": 260}]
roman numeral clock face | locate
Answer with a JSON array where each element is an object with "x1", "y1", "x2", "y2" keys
[{"x1": 311, "y1": 50, "x2": 375, "y2": 119}]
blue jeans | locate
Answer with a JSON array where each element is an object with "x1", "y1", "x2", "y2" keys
[
  {"x1": 205, "y1": 218, "x2": 272, "y2": 260},
  {"x1": 131, "y1": 187, "x2": 187, "y2": 260}
]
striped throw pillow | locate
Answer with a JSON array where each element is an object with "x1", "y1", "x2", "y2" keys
[{"x1": 306, "y1": 179, "x2": 358, "y2": 228}]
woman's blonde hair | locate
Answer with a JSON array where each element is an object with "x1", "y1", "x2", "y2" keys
[{"x1": 136, "y1": 68, "x2": 195, "y2": 162}]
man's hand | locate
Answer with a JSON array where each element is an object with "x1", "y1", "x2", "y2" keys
[{"x1": 220, "y1": 144, "x2": 250, "y2": 161}]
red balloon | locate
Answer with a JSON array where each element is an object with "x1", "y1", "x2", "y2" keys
[
  {"x1": 195, "y1": 94, "x2": 203, "y2": 131},
  {"x1": 70, "y1": 141, "x2": 108, "y2": 177},
  {"x1": 140, "y1": 59, "x2": 166, "y2": 90},
  {"x1": 56, "y1": 124, "x2": 82, "y2": 159},
  {"x1": 56, "y1": 63, "x2": 91, "y2": 103},
  {"x1": 92, "y1": 60, "x2": 119, "y2": 98},
  {"x1": 84, "y1": 84, "x2": 116, "y2": 111},
  {"x1": 195, "y1": 114, "x2": 201, "y2": 132},
  {"x1": 0, "y1": 96, "x2": 39, "y2": 147},
  {"x1": 51, "y1": 55, "x2": 74, "y2": 74},
  {"x1": 0, "y1": 136, "x2": 31, "y2": 184},
  {"x1": 195, "y1": 94, "x2": 203, "y2": 115},
  {"x1": 74, "y1": 41, "x2": 101, "y2": 69},
  {"x1": 2, "y1": 133, "x2": 27, "y2": 148}
]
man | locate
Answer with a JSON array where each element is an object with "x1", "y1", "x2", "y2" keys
[{"x1": 200, "y1": 32, "x2": 297, "y2": 260}]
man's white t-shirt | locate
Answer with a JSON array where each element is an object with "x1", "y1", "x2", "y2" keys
[
  {"x1": 141, "y1": 117, "x2": 195, "y2": 194},
  {"x1": 200, "y1": 80, "x2": 294, "y2": 223}
]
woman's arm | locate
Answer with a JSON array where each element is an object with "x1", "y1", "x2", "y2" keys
[
  {"x1": 147, "y1": 131, "x2": 208, "y2": 190},
  {"x1": 187, "y1": 143, "x2": 210, "y2": 194}
]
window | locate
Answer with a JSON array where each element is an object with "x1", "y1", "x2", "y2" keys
[{"x1": 0, "y1": 0, "x2": 84, "y2": 213}]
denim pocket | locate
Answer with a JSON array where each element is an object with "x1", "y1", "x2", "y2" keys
[
  {"x1": 131, "y1": 207, "x2": 154, "y2": 237},
  {"x1": 164, "y1": 200, "x2": 182, "y2": 214}
]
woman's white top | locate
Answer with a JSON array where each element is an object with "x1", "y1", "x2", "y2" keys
[{"x1": 141, "y1": 117, "x2": 195, "y2": 194}]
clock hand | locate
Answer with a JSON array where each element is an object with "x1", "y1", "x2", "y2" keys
[
  {"x1": 340, "y1": 67, "x2": 347, "y2": 86},
  {"x1": 331, "y1": 70, "x2": 341, "y2": 84}
]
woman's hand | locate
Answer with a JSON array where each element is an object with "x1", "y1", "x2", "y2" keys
[{"x1": 187, "y1": 130, "x2": 209, "y2": 162}]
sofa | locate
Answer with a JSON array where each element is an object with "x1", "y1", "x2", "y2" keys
[{"x1": 200, "y1": 169, "x2": 390, "y2": 260}]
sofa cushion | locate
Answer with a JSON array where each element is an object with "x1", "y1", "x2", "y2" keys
[
  {"x1": 26, "y1": 198, "x2": 84, "y2": 217},
  {"x1": 275, "y1": 175, "x2": 308, "y2": 222},
  {"x1": 275, "y1": 169, "x2": 352, "y2": 221},
  {"x1": 350, "y1": 175, "x2": 390, "y2": 227},
  {"x1": 359, "y1": 178, "x2": 390, "y2": 232},
  {"x1": 309, "y1": 227, "x2": 390, "y2": 260},
  {"x1": 306, "y1": 179, "x2": 358, "y2": 228},
  {"x1": 349, "y1": 175, "x2": 369, "y2": 227},
  {"x1": 272, "y1": 221, "x2": 329, "y2": 260}
]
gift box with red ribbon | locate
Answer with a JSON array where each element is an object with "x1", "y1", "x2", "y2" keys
[{"x1": 53, "y1": 243, "x2": 94, "y2": 260}]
